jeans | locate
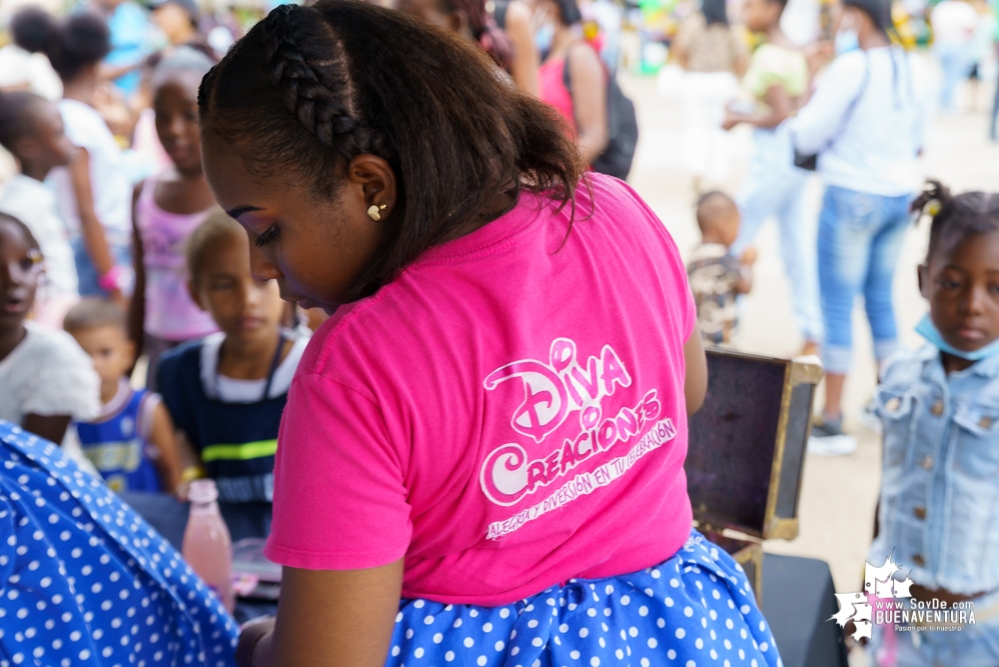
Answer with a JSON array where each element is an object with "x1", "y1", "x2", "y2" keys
[
  {"x1": 72, "y1": 235, "x2": 134, "y2": 298},
  {"x1": 817, "y1": 185, "x2": 911, "y2": 374},
  {"x1": 934, "y1": 41, "x2": 975, "y2": 111},
  {"x1": 991, "y1": 49, "x2": 999, "y2": 140},
  {"x1": 733, "y1": 125, "x2": 823, "y2": 342}
]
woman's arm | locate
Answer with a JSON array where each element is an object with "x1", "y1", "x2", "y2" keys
[
  {"x1": 788, "y1": 54, "x2": 861, "y2": 155},
  {"x1": 568, "y1": 44, "x2": 609, "y2": 166},
  {"x1": 684, "y1": 330, "x2": 707, "y2": 415},
  {"x1": 240, "y1": 559, "x2": 405, "y2": 667},
  {"x1": 21, "y1": 414, "x2": 72, "y2": 445},
  {"x1": 723, "y1": 83, "x2": 794, "y2": 130},
  {"x1": 69, "y1": 148, "x2": 124, "y2": 305},
  {"x1": 128, "y1": 185, "x2": 146, "y2": 355},
  {"x1": 505, "y1": 0, "x2": 540, "y2": 96},
  {"x1": 148, "y1": 402, "x2": 181, "y2": 494}
]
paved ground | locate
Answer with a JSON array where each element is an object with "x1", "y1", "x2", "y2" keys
[{"x1": 618, "y1": 66, "x2": 999, "y2": 599}]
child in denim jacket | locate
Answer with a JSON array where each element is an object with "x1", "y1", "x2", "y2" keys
[{"x1": 868, "y1": 181, "x2": 999, "y2": 665}]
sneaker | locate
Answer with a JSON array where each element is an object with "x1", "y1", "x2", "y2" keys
[
  {"x1": 808, "y1": 417, "x2": 857, "y2": 456},
  {"x1": 855, "y1": 399, "x2": 883, "y2": 436}
]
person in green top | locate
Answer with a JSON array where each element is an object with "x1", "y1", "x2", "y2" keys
[{"x1": 720, "y1": 0, "x2": 823, "y2": 357}]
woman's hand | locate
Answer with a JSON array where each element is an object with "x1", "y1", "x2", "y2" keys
[
  {"x1": 721, "y1": 110, "x2": 740, "y2": 131},
  {"x1": 804, "y1": 41, "x2": 835, "y2": 77},
  {"x1": 236, "y1": 616, "x2": 276, "y2": 667}
]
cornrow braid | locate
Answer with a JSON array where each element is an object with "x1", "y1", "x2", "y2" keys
[{"x1": 264, "y1": 4, "x2": 359, "y2": 150}]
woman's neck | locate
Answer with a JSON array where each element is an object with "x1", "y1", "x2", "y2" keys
[
  {"x1": 765, "y1": 25, "x2": 794, "y2": 48},
  {"x1": 0, "y1": 325, "x2": 27, "y2": 364},
  {"x1": 859, "y1": 28, "x2": 890, "y2": 50},
  {"x1": 217, "y1": 330, "x2": 283, "y2": 380},
  {"x1": 62, "y1": 77, "x2": 98, "y2": 108},
  {"x1": 548, "y1": 25, "x2": 577, "y2": 60}
]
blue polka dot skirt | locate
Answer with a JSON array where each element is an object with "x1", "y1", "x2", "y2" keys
[
  {"x1": 387, "y1": 530, "x2": 782, "y2": 667},
  {"x1": 0, "y1": 422, "x2": 239, "y2": 667}
]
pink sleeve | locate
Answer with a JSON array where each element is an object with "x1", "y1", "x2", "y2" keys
[{"x1": 264, "y1": 373, "x2": 412, "y2": 570}]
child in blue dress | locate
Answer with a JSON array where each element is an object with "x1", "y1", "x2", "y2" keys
[
  {"x1": 0, "y1": 421, "x2": 238, "y2": 665},
  {"x1": 65, "y1": 298, "x2": 181, "y2": 494},
  {"x1": 868, "y1": 180, "x2": 999, "y2": 665}
]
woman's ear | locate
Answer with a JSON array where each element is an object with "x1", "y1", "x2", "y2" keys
[
  {"x1": 917, "y1": 264, "x2": 929, "y2": 299},
  {"x1": 346, "y1": 154, "x2": 398, "y2": 221}
]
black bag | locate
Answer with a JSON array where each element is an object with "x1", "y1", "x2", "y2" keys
[
  {"x1": 563, "y1": 48, "x2": 639, "y2": 181},
  {"x1": 792, "y1": 54, "x2": 869, "y2": 171}
]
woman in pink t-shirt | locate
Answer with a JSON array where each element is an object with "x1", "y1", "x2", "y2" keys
[{"x1": 198, "y1": 3, "x2": 781, "y2": 667}]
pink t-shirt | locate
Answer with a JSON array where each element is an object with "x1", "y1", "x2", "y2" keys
[{"x1": 266, "y1": 174, "x2": 696, "y2": 606}]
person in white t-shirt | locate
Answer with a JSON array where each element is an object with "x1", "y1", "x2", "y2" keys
[
  {"x1": 0, "y1": 91, "x2": 80, "y2": 329},
  {"x1": 32, "y1": 10, "x2": 136, "y2": 303},
  {"x1": 0, "y1": 7, "x2": 63, "y2": 100},
  {"x1": 931, "y1": 0, "x2": 980, "y2": 110},
  {"x1": 0, "y1": 211, "x2": 100, "y2": 473}
]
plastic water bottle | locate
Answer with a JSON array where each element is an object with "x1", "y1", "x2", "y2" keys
[{"x1": 182, "y1": 479, "x2": 235, "y2": 612}]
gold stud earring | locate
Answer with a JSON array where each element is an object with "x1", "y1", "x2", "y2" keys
[{"x1": 367, "y1": 203, "x2": 388, "y2": 221}]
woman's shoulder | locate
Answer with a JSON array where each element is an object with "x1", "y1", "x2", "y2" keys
[
  {"x1": 59, "y1": 100, "x2": 115, "y2": 147},
  {"x1": 19, "y1": 324, "x2": 89, "y2": 366}
]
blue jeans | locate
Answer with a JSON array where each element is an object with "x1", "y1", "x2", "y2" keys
[
  {"x1": 733, "y1": 125, "x2": 823, "y2": 342},
  {"x1": 935, "y1": 42, "x2": 975, "y2": 112},
  {"x1": 817, "y1": 185, "x2": 911, "y2": 374},
  {"x1": 72, "y1": 235, "x2": 134, "y2": 298},
  {"x1": 991, "y1": 52, "x2": 999, "y2": 140}
]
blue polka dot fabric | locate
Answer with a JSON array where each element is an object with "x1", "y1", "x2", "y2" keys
[
  {"x1": 387, "y1": 530, "x2": 782, "y2": 667},
  {"x1": 0, "y1": 422, "x2": 239, "y2": 667}
]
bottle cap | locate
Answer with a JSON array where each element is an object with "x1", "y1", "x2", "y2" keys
[{"x1": 188, "y1": 478, "x2": 219, "y2": 504}]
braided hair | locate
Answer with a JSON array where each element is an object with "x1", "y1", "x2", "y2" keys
[
  {"x1": 911, "y1": 180, "x2": 999, "y2": 264},
  {"x1": 199, "y1": 0, "x2": 581, "y2": 303}
]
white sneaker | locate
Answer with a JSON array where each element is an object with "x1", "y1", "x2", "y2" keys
[
  {"x1": 855, "y1": 399, "x2": 883, "y2": 436},
  {"x1": 808, "y1": 419, "x2": 858, "y2": 456}
]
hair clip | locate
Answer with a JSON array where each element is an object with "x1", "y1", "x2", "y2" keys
[{"x1": 926, "y1": 200, "x2": 941, "y2": 218}]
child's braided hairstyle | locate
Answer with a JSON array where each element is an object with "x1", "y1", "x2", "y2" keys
[
  {"x1": 911, "y1": 179, "x2": 999, "y2": 264},
  {"x1": 199, "y1": 0, "x2": 580, "y2": 303}
]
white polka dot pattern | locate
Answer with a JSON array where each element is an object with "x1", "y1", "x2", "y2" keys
[
  {"x1": 385, "y1": 531, "x2": 782, "y2": 667},
  {"x1": 0, "y1": 423, "x2": 239, "y2": 666}
]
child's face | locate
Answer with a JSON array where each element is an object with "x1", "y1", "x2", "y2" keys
[
  {"x1": 71, "y1": 325, "x2": 136, "y2": 388},
  {"x1": 152, "y1": 3, "x2": 194, "y2": 45},
  {"x1": 921, "y1": 231, "x2": 999, "y2": 353},
  {"x1": 18, "y1": 102, "x2": 75, "y2": 172},
  {"x1": 742, "y1": 0, "x2": 782, "y2": 33},
  {"x1": 201, "y1": 136, "x2": 387, "y2": 313},
  {"x1": 154, "y1": 71, "x2": 203, "y2": 175},
  {"x1": 0, "y1": 221, "x2": 41, "y2": 332},
  {"x1": 191, "y1": 232, "x2": 286, "y2": 344}
]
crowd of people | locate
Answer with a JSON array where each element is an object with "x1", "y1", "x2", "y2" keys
[{"x1": 0, "y1": 0, "x2": 997, "y2": 665}]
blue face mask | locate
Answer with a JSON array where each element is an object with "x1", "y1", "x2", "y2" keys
[
  {"x1": 835, "y1": 29, "x2": 859, "y2": 55},
  {"x1": 915, "y1": 314, "x2": 999, "y2": 361},
  {"x1": 535, "y1": 23, "x2": 555, "y2": 58}
]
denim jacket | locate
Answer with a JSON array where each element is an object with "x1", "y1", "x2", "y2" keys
[{"x1": 869, "y1": 344, "x2": 999, "y2": 597}]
